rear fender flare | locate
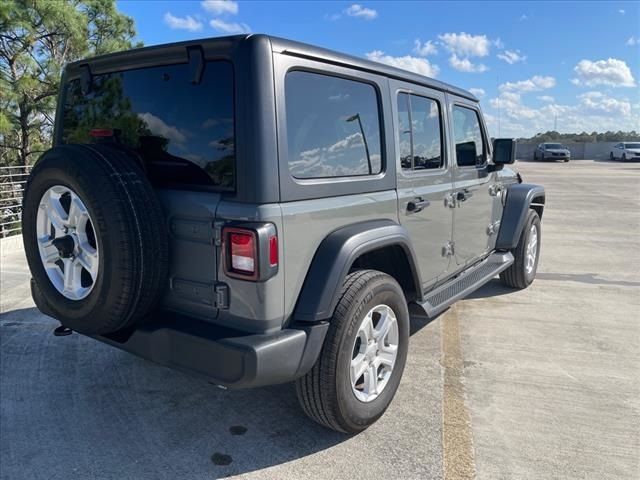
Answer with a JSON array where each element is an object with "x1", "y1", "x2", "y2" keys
[{"x1": 293, "y1": 220, "x2": 422, "y2": 322}]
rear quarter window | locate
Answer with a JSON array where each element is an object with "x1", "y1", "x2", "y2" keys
[
  {"x1": 284, "y1": 70, "x2": 383, "y2": 179},
  {"x1": 61, "y1": 61, "x2": 235, "y2": 190}
]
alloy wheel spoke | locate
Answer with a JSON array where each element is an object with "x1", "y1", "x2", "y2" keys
[
  {"x1": 77, "y1": 250, "x2": 99, "y2": 280},
  {"x1": 39, "y1": 238, "x2": 59, "y2": 265},
  {"x1": 62, "y1": 258, "x2": 77, "y2": 293},
  {"x1": 45, "y1": 196, "x2": 68, "y2": 232},
  {"x1": 351, "y1": 354, "x2": 368, "y2": 384},
  {"x1": 67, "y1": 194, "x2": 89, "y2": 228},
  {"x1": 378, "y1": 346, "x2": 397, "y2": 368},
  {"x1": 363, "y1": 364, "x2": 379, "y2": 396}
]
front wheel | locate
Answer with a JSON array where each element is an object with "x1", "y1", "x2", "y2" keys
[
  {"x1": 500, "y1": 209, "x2": 541, "y2": 289},
  {"x1": 296, "y1": 270, "x2": 409, "y2": 433},
  {"x1": 622, "y1": 154, "x2": 627, "y2": 162}
]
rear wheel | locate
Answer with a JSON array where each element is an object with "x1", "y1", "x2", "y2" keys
[
  {"x1": 500, "y1": 209, "x2": 541, "y2": 289},
  {"x1": 296, "y1": 270, "x2": 409, "y2": 433},
  {"x1": 22, "y1": 144, "x2": 168, "y2": 335}
]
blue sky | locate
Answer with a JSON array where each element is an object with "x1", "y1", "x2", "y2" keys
[{"x1": 117, "y1": 0, "x2": 640, "y2": 137}]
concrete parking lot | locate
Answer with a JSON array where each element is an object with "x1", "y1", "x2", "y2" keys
[{"x1": 1, "y1": 159, "x2": 639, "y2": 480}]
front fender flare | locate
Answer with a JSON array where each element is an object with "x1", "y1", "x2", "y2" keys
[
  {"x1": 496, "y1": 183, "x2": 545, "y2": 250},
  {"x1": 293, "y1": 219, "x2": 423, "y2": 322}
]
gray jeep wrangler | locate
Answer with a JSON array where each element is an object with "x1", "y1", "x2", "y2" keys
[{"x1": 22, "y1": 34, "x2": 545, "y2": 433}]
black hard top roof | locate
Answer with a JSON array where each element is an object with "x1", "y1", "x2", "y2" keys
[{"x1": 67, "y1": 34, "x2": 477, "y2": 101}]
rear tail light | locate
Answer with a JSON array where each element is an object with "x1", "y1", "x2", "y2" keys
[
  {"x1": 222, "y1": 224, "x2": 278, "y2": 281},
  {"x1": 230, "y1": 231, "x2": 256, "y2": 274}
]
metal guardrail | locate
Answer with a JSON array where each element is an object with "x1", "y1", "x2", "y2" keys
[{"x1": 0, "y1": 165, "x2": 32, "y2": 238}]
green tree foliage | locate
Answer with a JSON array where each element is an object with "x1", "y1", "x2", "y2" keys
[
  {"x1": 519, "y1": 130, "x2": 640, "y2": 143},
  {"x1": 0, "y1": 0, "x2": 140, "y2": 166}
]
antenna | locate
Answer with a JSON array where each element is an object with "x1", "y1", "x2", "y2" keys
[{"x1": 497, "y1": 74, "x2": 501, "y2": 137}]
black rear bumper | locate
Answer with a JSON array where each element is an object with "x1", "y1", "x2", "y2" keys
[{"x1": 93, "y1": 312, "x2": 329, "y2": 389}]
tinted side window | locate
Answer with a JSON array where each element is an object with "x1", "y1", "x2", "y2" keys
[
  {"x1": 397, "y1": 93, "x2": 443, "y2": 171},
  {"x1": 62, "y1": 61, "x2": 235, "y2": 190},
  {"x1": 453, "y1": 105, "x2": 486, "y2": 167},
  {"x1": 285, "y1": 71, "x2": 382, "y2": 179}
]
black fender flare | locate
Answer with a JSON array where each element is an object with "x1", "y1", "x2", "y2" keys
[
  {"x1": 496, "y1": 183, "x2": 545, "y2": 250},
  {"x1": 293, "y1": 219, "x2": 423, "y2": 322}
]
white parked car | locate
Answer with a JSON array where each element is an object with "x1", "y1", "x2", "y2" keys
[{"x1": 610, "y1": 142, "x2": 640, "y2": 161}]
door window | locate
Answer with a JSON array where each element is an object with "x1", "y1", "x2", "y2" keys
[
  {"x1": 452, "y1": 105, "x2": 486, "y2": 167},
  {"x1": 397, "y1": 93, "x2": 443, "y2": 171}
]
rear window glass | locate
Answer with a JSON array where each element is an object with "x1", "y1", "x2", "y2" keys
[
  {"x1": 285, "y1": 71, "x2": 382, "y2": 179},
  {"x1": 61, "y1": 61, "x2": 235, "y2": 190}
]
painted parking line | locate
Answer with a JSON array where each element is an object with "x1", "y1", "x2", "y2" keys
[{"x1": 441, "y1": 305, "x2": 477, "y2": 480}]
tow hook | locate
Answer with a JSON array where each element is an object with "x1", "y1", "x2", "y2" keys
[{"x1": 53, "y1": 325, "x2": 73, "y2": 337}]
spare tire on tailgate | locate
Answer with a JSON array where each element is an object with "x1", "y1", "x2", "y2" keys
[{"x1": 22, "y1": 144, "x2": 168, "y2": 335}]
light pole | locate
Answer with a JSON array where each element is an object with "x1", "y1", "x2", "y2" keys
[{"x1": 346, "y1": 113, "x2": 372, "y2": 174}]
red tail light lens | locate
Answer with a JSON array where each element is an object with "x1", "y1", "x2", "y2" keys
[
  {"x1": 229, "y1": 231, "x2": 256, "y2": 274},
  {"x1": 269, "y1": 235, "x2": 278, "y2": 267}
]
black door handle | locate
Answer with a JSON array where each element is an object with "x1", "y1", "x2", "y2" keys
[
  {"x1": 407, "y1": 198, "x2": 430, "y2": 213},
  {"x1": 456, "y1": 190, "x2": 473, "y2": 202}
]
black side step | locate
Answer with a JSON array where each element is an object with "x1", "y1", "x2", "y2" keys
[{"x1": 416, "y1": 252, "x2": 514, "y2": 318}]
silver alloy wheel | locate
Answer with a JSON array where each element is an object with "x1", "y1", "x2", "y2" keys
[
  {"x1": 350, "y1": 304, "x2": 399, "y2": 403},
  {"x1": 36, "y1": 185, "x2": 99, "y2": 300},
  {"x1": 525, "y1": 224, "x2": 538, "y2": 275}
]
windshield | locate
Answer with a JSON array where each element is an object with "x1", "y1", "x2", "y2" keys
[
  {"x1": 624, "y1": 143, "x2": 640, "y2": 149},
  {"x1": 544, "y1": 143, "x2": 564, "y2": 149},
  {"x1": 61, "y1": 61, "x2": 235, "y2": 190}
]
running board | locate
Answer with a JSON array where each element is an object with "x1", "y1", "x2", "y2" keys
[{"x1": 416, "y1": 252, "x2": 514, "y2": 318}]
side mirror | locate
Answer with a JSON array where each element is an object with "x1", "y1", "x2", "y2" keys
[{"x1": 492, "y1": 138, "x2": 516, "y2": 165}]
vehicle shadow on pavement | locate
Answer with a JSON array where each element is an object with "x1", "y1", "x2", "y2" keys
[
  {"x1": 1, "y1": 306, "x2": 442, "y2": 479},
  {"x1": 464, "y1": 278, "x2": 515, "y2": 299},
  {"x1": 0, "y1": 307, "x2": 352, "y2": 479}
]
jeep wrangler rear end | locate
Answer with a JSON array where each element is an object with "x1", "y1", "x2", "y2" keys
[{"x1": 23, "y1": 34, "x2": 545, "y2": 433}]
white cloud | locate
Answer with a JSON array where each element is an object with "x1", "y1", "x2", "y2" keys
[
  {"x1": 500, "y1": 75, "x2": 556, "y2": 92},
  {"x1": 497, "y1": 49, "x2": 526, "y2": 64},
  {"x1": 413, "y1": 39, "x2": 438, "y2": 56},
  {"x1": 572, "y1": 58, "x2": 636, "y2": 87},
  {"x1": 163, "y1": 12, "x2": 203, "y2": 31},
  {"x1": 493, "y1": 38, "x2": 504, "y2": 49},
  {"x1": 578, "y1": 91, "x2": 632, "y2": 116},
  {"x1": 469, "y1": 88, "x2": 485, "y2": 97},
  {"x1": 449, "y1": 54, "x2": 488, "y2": 73},
  {"x1": 626, "y1": 36, "x2": 639, "y2": 46},
  {"x1": 138, "y1": 113, "x2": 186, "y2": 144},
  {"x1": 486, "y1": 89, "x2": 638, "y2": 138},
  {"x1": 345, "y1": 4, "x2": 378, "y2": 20},
  {"x1": 619, "y1": 9, "x2": 625, "y2": 14},
  {"x1": 438, "y1": 32, "x2": 491, "y2": 57},
  {"x1": 210, "y1": 18, "x2": 250, "y2": 34},
  {"x1": 537, "y1": 95, "x2": 555, "y2": 103},
  {"x1": 365, "y1": 50, "x2": 439, "y2": 77},
  {"x1": 201, "y1": 0, "x2": 238, "y2": 15},
  {"x1": 519, "y1": 14, "x2": 528, "y2": 21}
]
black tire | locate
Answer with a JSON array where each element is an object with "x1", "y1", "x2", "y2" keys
[
  {"x1": 533, "y1": 153, "x2": 537, "y2": 161},
  {"x1": 22, "y1": 144, "x2": 168, "y2": 335},
  {"x1": 541, "y1": 154, "x2": 545, "y2": 162},
  {"x1": 500, "y1": 209, "x2": 541, "y2": 289},
  {"x1": 610, "y1": 152, "x2": 614, "y2": 161},
  {"x1": 622, "y1": 154, "x2": 627, "y2": 162},
  {"x1": 295, "y1": 270, "x2": 410, "y2": 433},
  {"x1": 564, "y1": 158, "x2": 569, "y2": 163}
]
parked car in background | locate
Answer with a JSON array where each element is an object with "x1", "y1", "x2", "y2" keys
[
  {"x1": 533, "y1": 143, "x2": 571, "y2": 162},
  {"x1": 610, "y1": 142, "x2": 640, "y2": 161}
]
